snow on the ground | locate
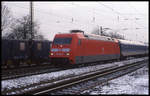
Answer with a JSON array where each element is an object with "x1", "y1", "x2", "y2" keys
[
  {"x1": 1, "y1": 57, "x2": 148, "y2": 92},
  {"x1": 1, "y1": 63, "x2": 114, "y2": 91},
  {"x1": 89, "y1": 64, "x2": 149, "y2": 95}
]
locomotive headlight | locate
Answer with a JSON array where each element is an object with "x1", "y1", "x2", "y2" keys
[
  {"x1": 66, "y1": 53, "x2": 70, "y2": 56},
  {"x1": 51, "y1": 53, "x2": 54, "y2": 55}
]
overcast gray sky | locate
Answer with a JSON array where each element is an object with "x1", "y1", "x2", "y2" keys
[{"x1": 2, "y1": 1, "x2": 148, "y2": 43}]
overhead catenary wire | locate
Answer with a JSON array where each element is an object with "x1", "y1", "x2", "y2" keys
[
  {"x1": 6, "y1": 2, "x2": 148, "y2": 27},
  {"x1": 96, "y1": 2, "x2": 148, "y2": 42},
  {"x1": 8, "y1": 4, "x2": 94, "y2": 34},
  {"x1": 9, "y1": 4, "x2": 99, "y2": 27},
  {"x1": 9, "y1": 3, "x2": 122, "y2": 23},
  {"x1": 96, "y1": 2, "x2": 147, "y2": 29},
  {"x1": 7, "y1": 5, "x2": 107, "y2": 32},
  {"x1": 127, "y1": 2, "x2": 148, "y2": 28},
  {"x1": 6, "y1": 2, "x2": 148, "y2": 37}
]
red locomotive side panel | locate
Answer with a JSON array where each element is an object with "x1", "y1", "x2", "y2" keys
[
  {"x1": 50, "y1": 32, "x2": 121, "y2": 65},
  {"x1": 76, "y1": 39, "x2": 120, "y2": 55},
  {"x1": 74, "y1": 34, "x2": 121, "y2": 64}
]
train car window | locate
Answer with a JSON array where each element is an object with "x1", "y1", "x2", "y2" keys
[
  {"x1": 37, "y1": 43, "x2": 42, "y2": 50},
  {"x1": 20, "y1": 42, "x2": 25, "y2": 51},
  {"x1": 53, "y1": 37, "x2": 72, "y2": 45},
  {"x1": 78, "y1": 39, "x2": 81, "y2": 45}
]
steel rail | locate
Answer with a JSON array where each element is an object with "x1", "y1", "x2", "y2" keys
[
  {"x1": 33, "y1": 59, "x2": 148, "y2": 95},
  {"x1": 2, "y1": 65, "x2": 117, "y2": 95},
  {"x1": 69, "y1": 62, "x2": 147, "y2": 94},
  {"x1": 13, "y1": 59, "x2": 147, "y2": 95},
  {"x1": 2, "y1": 56, "x2": 145, "y2": 80},
  {"x1": 2, "y1": 65, "x2": 62, "y2": 80},
  {"x1": 2, "y1": 57, "x2": 148, "y2": 95}
]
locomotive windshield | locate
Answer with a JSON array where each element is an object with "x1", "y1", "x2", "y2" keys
[{"x1": 53, "y1": 37, "x2": 72, "y2": 45}]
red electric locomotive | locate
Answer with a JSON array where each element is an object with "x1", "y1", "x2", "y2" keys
[{"x1": 50, "y1": 30, "x2": 120, "y2": 66}]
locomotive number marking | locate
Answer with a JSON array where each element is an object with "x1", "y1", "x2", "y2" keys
[{"x1": 56, "y1": 53, "x2": 63, "y2": 55}]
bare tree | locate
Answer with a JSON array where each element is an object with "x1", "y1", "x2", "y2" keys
[
  {"x1": 6, "y1": 15, "x2": 44, "y2": 40},
  {"x1": 1, "y1": 4, "x2": 14, "y2": 36}
]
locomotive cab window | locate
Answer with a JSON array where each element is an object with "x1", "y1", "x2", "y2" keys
[{"x1": 53, "y1": 37, "x2": 72, "y2": 45}]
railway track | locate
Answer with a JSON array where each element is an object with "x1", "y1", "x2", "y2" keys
[
  {"x1": 2, "y1": 57, "x2": 148, "y2": 95},
  {"x1": 2, "y1": 58, "x2": 117, "y2": 80},
  {"x1": 52, "y1": 60, "x2": 148, "y2": 95},
  {"x1": 2, "y1": 65, "x2": 62, "y2": 80},
  {"x1": 2, "y1": 56, "x2": 144, "y2": 80},
  {"x1": 33, "y1": 59, "x2": 148, "y2": 95}
]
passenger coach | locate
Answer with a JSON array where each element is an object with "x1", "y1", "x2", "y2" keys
[{"x1": 118, "y1": 39, "x2": 148, "y2": 57}]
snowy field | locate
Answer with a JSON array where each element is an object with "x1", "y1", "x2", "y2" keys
[
  {"x1": 1, "y1": 63, "x2": 116, "y2": 91},
  {"x1": 1, "y1": 57, "x2": 148, "y2": 94},
  {"x1": 87, "y1": 64, "x2": 149, "y2": 95}
]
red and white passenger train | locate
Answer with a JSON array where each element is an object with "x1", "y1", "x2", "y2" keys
[{"x1": 50, "y1": 30, "x2": 148, "y2": 67}]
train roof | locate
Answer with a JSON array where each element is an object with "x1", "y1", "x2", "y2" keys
[
  {"x1": 83, "y1": 33, "x2": 118, "y2": 42},
  {"x1": 55, "y1": 32, "x2": 118, "y2": 42},
  {"x1": 68, "y1": 30, "x2": 117, "y2": 42},
  {"x1": 118, "y1": 39, "x2": 147, "y2": 46}
]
